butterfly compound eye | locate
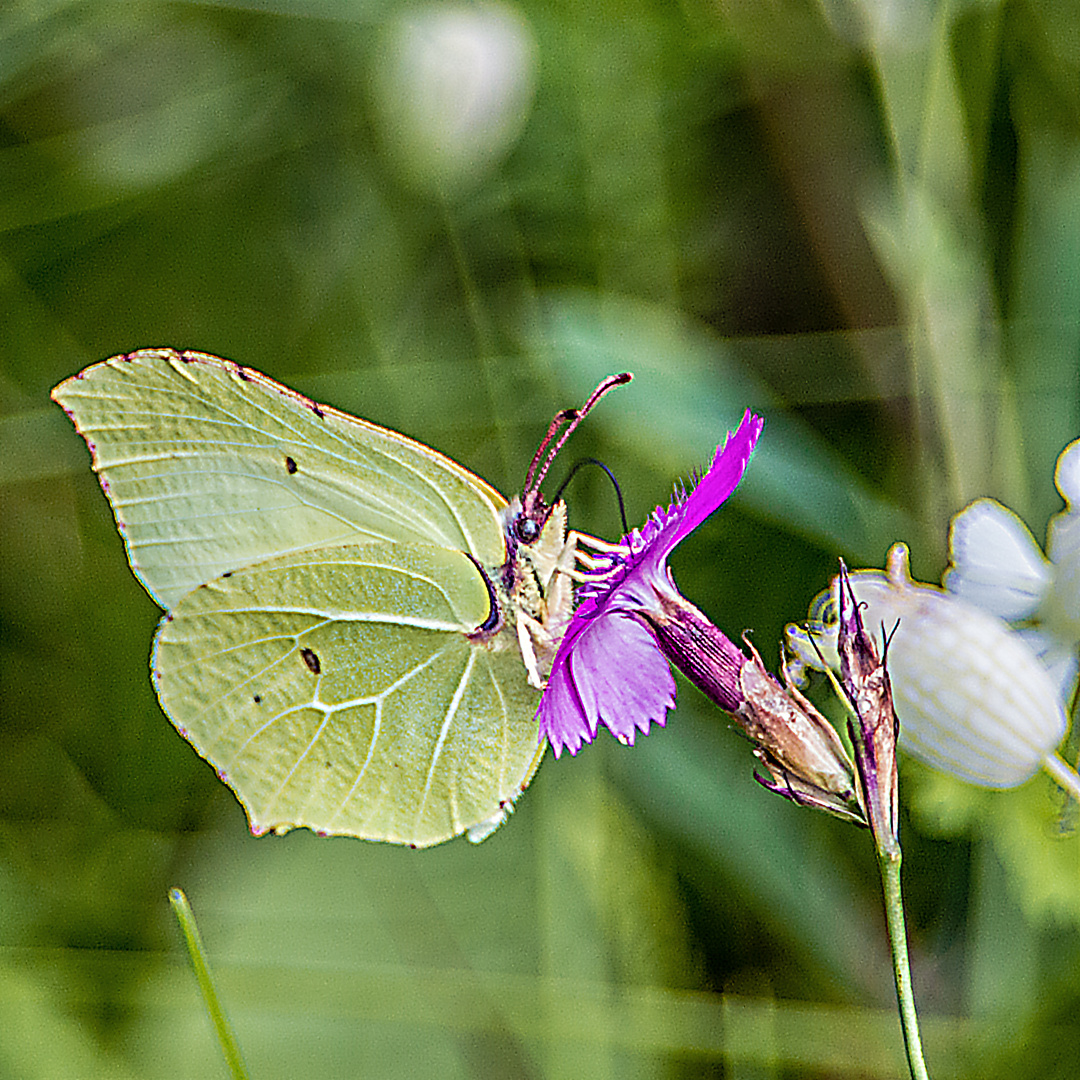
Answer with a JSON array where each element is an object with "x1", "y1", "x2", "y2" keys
[{"x1": 515, "y1": 516, "x2": 542, "y2": 545}]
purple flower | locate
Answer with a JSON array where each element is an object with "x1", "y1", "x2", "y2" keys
[{"x1": 538, "y1": 410, "x2": 764, "y2": 756}]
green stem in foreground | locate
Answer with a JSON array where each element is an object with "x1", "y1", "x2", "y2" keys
[
  {"x1": 169, "y1": 887, "x2": 251, "y2": 1080},
  {"x1": 878, "y1": 851, "x2": 931, "y2": 1080}
]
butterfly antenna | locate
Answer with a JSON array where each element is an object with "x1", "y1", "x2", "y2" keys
[
  {"x1": 525, "y1": 372, "x2": 631, "y2": 496},
  {"x1": 552, "y1": 458, "x2": 630, "y2": 536},
  {"x1": 523, "y1": 409, "x2": 577, "y2": 494}
]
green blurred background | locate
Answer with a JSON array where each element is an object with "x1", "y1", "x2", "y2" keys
[{"x1": 2, "y1": 0, "x2": 1078, "y2": 1076}]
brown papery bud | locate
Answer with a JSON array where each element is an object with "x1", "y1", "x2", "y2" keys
[
  {"x1": 837, "y1": 561, "x2": 900, "y2": 851},
  {"x1": 643, "y1": 588, "x2": 865, "y2": 825},
  {"x1": 737, "y1": 643, "x2": 865, "y2": 825}
]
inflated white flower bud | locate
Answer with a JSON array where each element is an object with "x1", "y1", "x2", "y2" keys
[{"x1": 788, "y1": 543, "x2": 1068, "y2": 788}]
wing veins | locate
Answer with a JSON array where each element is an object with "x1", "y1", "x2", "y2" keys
[
  {"x1": 321, "y1": 644, "x2": 461, "y2": 829},
  {"x1": 127, "y1": 373, "x2": 490, "y2": 533},
  {"x1": 186, "y1": 606, "x2": 466, "y2": 631},
  {"x1": 262, "y1": 710, "x2": 334, "y2": 820},
  {"x1": 203, "y1": 373, "x2": 505, "y2": 549},
  {"x1": 413, "y1": 650, "x2": 477, "y2": 835},
  {"x1": 480, "y1": 659, "x2": 512, "y2": 795},
  {"x1": 153, "y1": 369, "x2": 502, "y2": 554},
  {"x1": 109, "y1": 450, "x2": 475, "y2": 550}
]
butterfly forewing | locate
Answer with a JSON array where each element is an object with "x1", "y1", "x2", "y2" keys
[
  {"x1": 52, "y1": 349, "x2": 508, "y2": 609},
  {"x1": 153, "y1": 541, "x2": 543, "y2": 847}
]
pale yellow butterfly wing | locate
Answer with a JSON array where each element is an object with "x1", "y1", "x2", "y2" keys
[
  {"x1": 53, "y1": 350, "x2": 546, "y2": 846},
  {"x1": 51, "y1": 349, "x2": 507, "y2": 609},
  {"x1": 154, "y1": 542, "x2": 543, "y2": 847}
]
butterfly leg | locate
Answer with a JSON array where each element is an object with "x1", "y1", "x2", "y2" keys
[
  {"x1": 515, "y1": 612, "x2": 547, "y2": 689},
  {"x1": 551, "y1": 530, "x2": 628, "y2": 584},
  {"x1": 518, "y1": 531, "x2": 628, "y2": 690}
]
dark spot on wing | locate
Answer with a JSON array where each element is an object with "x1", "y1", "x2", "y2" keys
[
  {"x1": 285, "y1": 456, "x2": 298, "y2": 474},
  {"x1": 253, "y1": 694, "x2": 262, "y2": 704},
  {"x1": 222, "y1": 570, "x2": 232, "y2": 578},
  {"x1": 301, "y1": 647, "x2": 321, "y2": 674},
  {"x1": 312, "y1": 403, "x2": 324, "y2": 419}
]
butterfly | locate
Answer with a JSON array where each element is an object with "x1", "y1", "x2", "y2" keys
[{"x1": 52, "y1": 350, "x2": 629, "y2": 847}]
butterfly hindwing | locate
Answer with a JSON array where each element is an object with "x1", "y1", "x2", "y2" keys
[{"x1": 153, "y1": 541, "x2": 543, "y2": 847}]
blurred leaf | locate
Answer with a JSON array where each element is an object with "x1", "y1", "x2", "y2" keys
[
  {"x1": 863, "y1": 184, "x2": 1017, "y2": 513},
  {"x1": 1007, "y1": 128, "x2": 1080, "y2": 523},
  {"x1": 904, "y1": 761, "x2": 1080, "y2": 929},
  {"x1": 535, "y1": 289, "x2": 925, "y2": 564},
  {"x1": 0, "y1": 408, "x2": 85, "y2": 484},
  {"x1": 0, "y1": 942, "x2": 1027, "y2": 1078},
  {"x1": 0, "y1": 968, "x2": 142, "y2": 1080},
  {"x1": 606, "y1": 699, "x2": 895, "y2": 1003}
]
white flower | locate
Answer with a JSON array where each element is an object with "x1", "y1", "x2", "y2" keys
[
  {"x1": 945, "y1": 439, "x2": 1080, "y2": 704},
  {"x1": 368, "y1": 3, "x2": 536, "y2": 193},
  {"x1": 788, "y1": 544, "x2": 1070, "y2": 789}
]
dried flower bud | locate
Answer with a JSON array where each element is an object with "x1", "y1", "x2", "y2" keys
[
  {"x1": 836, "y1": 562, "x2": 899, "y2": 851},
  {"x1": 644, "y1": 590, "x2": 865, "y2": 824},
  {"x1": 737, "y1": 643, "x2": 866, "y2": 824}
]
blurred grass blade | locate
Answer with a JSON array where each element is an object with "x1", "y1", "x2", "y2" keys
[
  {"x1": 0, "y1": 408, "x2": 88, "y2": 485},
  {"x1": 169, "y1": 888, "x2": 252, "y2": 1080}
]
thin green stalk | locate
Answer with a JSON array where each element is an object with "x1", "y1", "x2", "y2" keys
[
  {"x1": 169, "y1": 887, "x2": 251, "y2": 1080},
  {"x1": 878, "y1": 852, "x2": 931, "y2": 1080},
  {"x1": 1042, "y1": 751, "x2": 1080, "y2": 804}
]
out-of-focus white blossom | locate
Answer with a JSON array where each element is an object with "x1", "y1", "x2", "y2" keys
[
  {"x1": 368, "y1": 3, "x2": 536, "y2": 193},
  {"x1": 946, "y1": 439, "x2": 1080, "y2": 704},
  {"x1": 788, "y1": 543, "x2": 1069, "y2": 789}
]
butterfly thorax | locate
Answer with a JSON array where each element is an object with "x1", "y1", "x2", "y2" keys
[{"x1": 479, "y1": 497, "x2": 573, "y2": 688}]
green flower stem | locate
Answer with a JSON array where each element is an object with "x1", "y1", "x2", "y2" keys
[
  {"x1": 877, "y1": 851, "x2": 931, "y2": 1080},
  {"x1": 169, "y1": 887, "x2": 251, "y2": 1080},
  {"x1": 1042, "y1": 752, "x2": 1080, "y2": 804}
]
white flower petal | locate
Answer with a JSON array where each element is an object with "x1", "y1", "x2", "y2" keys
[
  {"x1": 1017, "y1": 627, "x2": 1079, "y2": 706},
  {"x1": 369, "y1": 3, "x2": 536, "y2": 192},
  {"x1": 944, "y1": 498, "x2": 1050, "y2": 620},
  {"x1": 1054, "y1": 439, "x2": 1080, "y2": 506}
]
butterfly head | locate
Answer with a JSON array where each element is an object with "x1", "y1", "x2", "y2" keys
[
  {"x1": 507, "y1": 371, "x2": 631, "y2": 555},
  {"x1": 501, "y1": 491, "x2": 565, "y2": 578},
  {"x1": 510, "y1": 488, "x2": 551, "y2": 547}
]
